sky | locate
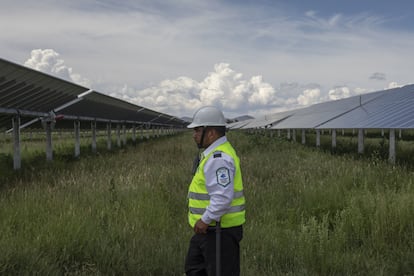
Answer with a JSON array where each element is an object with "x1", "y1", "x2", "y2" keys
[{"x1": 1, "y1": 0, "x2": 414, "y2": 119}]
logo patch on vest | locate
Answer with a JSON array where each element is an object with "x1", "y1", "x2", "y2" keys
[{"x1": 216, "y1": 167, "x2": 230, "y2": 187}]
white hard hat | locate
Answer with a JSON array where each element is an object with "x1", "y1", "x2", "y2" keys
[{"x1": 187, "y1": 106, "x2": 226, "y2": 128}]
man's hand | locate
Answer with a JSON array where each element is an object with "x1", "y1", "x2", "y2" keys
[{"x1": 194, "y1": 219, "x2": 209, "y2": 234}]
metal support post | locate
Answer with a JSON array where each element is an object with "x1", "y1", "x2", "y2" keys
[
  {"x1": 332, "y1": 129, "x2": 337, "y2": 149},
  {"x1": 358, "y1": 129, "x2": 364, "y2": 154},
  {"x1": 91, "y1": 121, "x2": 97, "y2": 153},
  {"x1": 12, "y1": 115, "x2": 21, "y2": 170},
  {"x1": 107, "y1": 123, "x2": 112, "y2": 150},
  {"x1": 389, "y1": 129, "x2": 396, "y2": 164},
  {"x1": 116, "y1": 124, "x2": 121, "y2": 147},
  {"x1": 316, "y1": 130, "x2": 321, "y2": 148},
  {"x1": 74, "y1": 120, "x2": 80, "y2": 157}
]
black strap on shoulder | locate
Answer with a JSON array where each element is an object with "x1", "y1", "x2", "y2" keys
[{"x1": 192, "y1": 152, "x2": 200, "y2": 175}]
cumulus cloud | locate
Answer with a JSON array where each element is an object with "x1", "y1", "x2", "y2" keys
[
  {"x1": 111, "y1": 63, "x2": 288, "y2": 117},
  {"x1": 24, "y1": 49, "x2": 92, "y2": 87},
  {"x1": 370, "y1": 72, "x2": 386, "y2": 81},
  {"x1": 297, "y1": 88, "x2": 321, "y2": 106},
  {"x1": 113, "y1": 76, "x2": 202, "y2": 115},
  {"x1": 328, "y1": 86, "x2": 352, "y2": 100},
  {"x1": 22, "y1": 49, "x2": 297, "y2": 117},
  {"x1": 387, "y1": 82, "x2": 403, "y2": 89}
]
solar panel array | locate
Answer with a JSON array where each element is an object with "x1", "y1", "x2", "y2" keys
[
  {"x1": 318, "y1": 86, "x2": 414, "y2": 129},
  {"x1": 0, "y1": 58, "x2": 187, "y2": 131},
  {"x1": 228, "y1": 84, "x2": 414, "y2": 130}
]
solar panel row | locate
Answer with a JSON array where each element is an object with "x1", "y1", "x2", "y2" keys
[
  {"x1": 0, "y1": 58, "x2": 187, "y2": 131},
  {"x1": 228, "y1": 84, "x2": 414, "y2": 130},
  {"x1": 0, "y1": 57, "x2": 189, "y2": 170}
]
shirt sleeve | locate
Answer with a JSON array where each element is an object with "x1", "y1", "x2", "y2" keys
[{"x1": 201, "y1": 152, "x2": 235, "y2": 224}]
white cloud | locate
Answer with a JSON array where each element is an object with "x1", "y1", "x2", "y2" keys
[
  {"x1": 248, "y1": 76, "x2": 277, "y2": 106},
  {"x1": 328, "y1": 86, "x2": 354, "y2": 100},
  {"x1": 297, "y1": 88, "x2": 322, "y2": 106},
  {"x1": 305, "y1": 10, "x2": 317, "y2": 18},
  {"x1": 109, "y1": 63, "x2": 284, "y2": 117},
  {"x1": 325, "y1": 83, "x2": 410, "y2": 102},
  {"x1": 387, "y1": 82, "x2": 403, "y2": 89},
  {"x1": 24, "y1": 49, "x2": 92, "y2": 87}
]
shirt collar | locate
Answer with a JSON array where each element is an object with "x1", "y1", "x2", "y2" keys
[{"x1": 202, "y1": 136, "x2": 227, "y2": 158}]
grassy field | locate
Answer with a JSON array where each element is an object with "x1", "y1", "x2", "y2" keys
[{"x1": 1, "y1": 131, "x2": 414, "y2": 275}]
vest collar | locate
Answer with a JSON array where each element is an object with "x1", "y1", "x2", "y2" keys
[{"x1": 201, "y1": 136, "x2": 227, "y2": 159}]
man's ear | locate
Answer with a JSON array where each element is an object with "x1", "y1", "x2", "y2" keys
[
  {"x1": 203, "y1": 127, "x2": 212, "y2": 142},
  {"x1": 210, "y1": 128, "x2": 220, "y2": 140},
  {"x1": 206, "y1": 127, "x2": 215, "y2": 137}
]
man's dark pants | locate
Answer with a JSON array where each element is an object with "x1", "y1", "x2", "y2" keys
[{"x1": 185, "y1": 225, "x2": 243, "y2": 276}]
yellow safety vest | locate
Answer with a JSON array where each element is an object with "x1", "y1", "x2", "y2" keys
[{"x1": 188, "y1": 141, "x2": 245, "y2": 228}]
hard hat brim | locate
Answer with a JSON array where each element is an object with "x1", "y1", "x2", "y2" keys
[
  {"x1": 186, "y1": 122, "x2": 199, "y2": 129},
  {"x1": 187, "y1": 122, "x2": 226, "y2": 129}
]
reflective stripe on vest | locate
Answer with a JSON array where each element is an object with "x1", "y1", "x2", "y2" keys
[
  {"x1": 188, "y1": 191, "x2": 244, "y2": 201},
  {"x1": 189, "y1": 204, "x2": 246, "y2": 215}
]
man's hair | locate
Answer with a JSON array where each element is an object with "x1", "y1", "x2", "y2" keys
[{"x1": 210, "y1": 126, "x2": 226, "y2": 137}]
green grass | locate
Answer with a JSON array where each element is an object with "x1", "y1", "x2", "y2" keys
[{"x1": 1, "y1": 131, "x2": 414, "y2": 275}]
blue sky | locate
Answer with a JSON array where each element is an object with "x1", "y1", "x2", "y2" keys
[{"x1": 1, "y1": 0, "x2": 414, "y2": 118}]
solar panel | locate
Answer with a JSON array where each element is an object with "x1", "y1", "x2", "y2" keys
[
  {"x1": 0, "y1": 58, "x2": 186, "y2": 130},
  {"x1": 241, "y1": 110, "x2": 294, "y2": 129},
  {"x1": 227, "y1": 119, "x2": 254, "y2": 129},
  {"x1": 271, "y1": 89, "x2": 388, "y2": 129},
  {"x1": 317, "y1": 85, "x2": 414, "y2": 129}
]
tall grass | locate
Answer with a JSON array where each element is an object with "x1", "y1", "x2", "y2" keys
[
  {"x1": 237, "y1": 133, "x2": 414, "y2": 275},
  {"x1": 1, "y1": 132, "x2": 414, "y2": 275}
]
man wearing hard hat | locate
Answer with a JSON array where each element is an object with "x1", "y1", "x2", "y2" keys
[{"x1": 185, "y1": 106, "x2": 246, "y2": 276}]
